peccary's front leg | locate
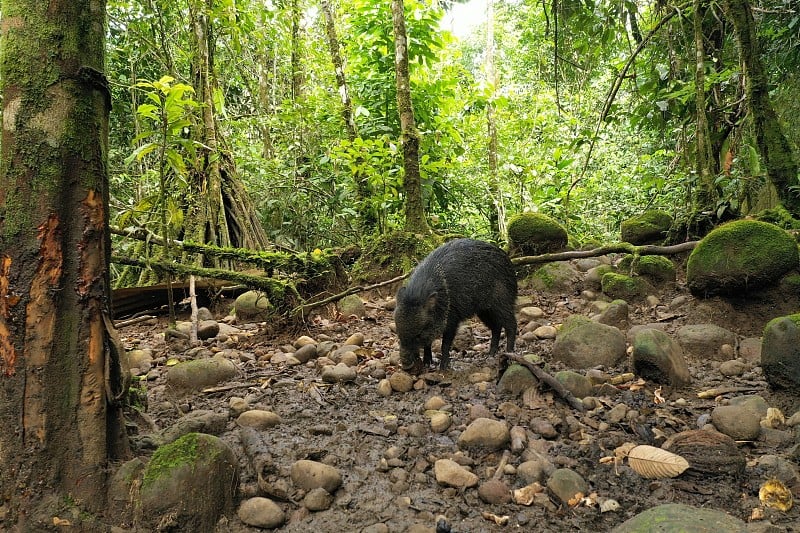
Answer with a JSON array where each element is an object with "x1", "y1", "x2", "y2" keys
[
  {"x1": 422, "y1": 345, "x2": 433, "y2": 367},
  {"x1": 439, "y1": 321, "x2": 459, "y2": 370}
]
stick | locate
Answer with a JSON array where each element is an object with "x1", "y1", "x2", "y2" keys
[{"x1": 506, "y1": 354, "x2": 586, "y2": 411}]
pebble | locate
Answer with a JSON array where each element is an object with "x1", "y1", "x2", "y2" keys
[
  {"x1": 516, "y1": 458, "x2": 554, "y2": 485},
  {"x1": 228, "y1": 397, "x2": 249, "y2": 417},
  {"x1": 434, "y1": 459, "x2": 479, "y2": 488},
  {"x1": 290, "y1": 460, "x2": 343, "y2": 493},
  {"x1": 719, "y1": 358, "x2": 748, "y2": 376},
  {"x1": 533, "y1": 325, "x2": 558, "y2": 339},
  {"x1": 344, "y1": 332, "x2": 365, "y2": 346},
  {"x1": 321, "y1": 363, "x2": 357, "y2": 383},
  {"x1": 530, "y1": 418, "x2": 558, "y2": 439},
  {"x1": 236, "y1": 410, "x2": 282, "y2": 430},
  {"x1": 605, "y1": 404, "x2": 628, "y2": 424},
  {"x1": 520, "y1": 306, "x2": 545, "y2": 319},
  {"x1": 237, "y1": 497, "x2": 285, "y2": 529},
  {"x1": 389, "y1": 371, "x2": 414, "y2": 392},
  {"x1": 424, "y1": 396, "x2": 447, "y2": 411},
  {"x1": 294, "y1": 335, "x2": 317, "y2": 348},
  {"x1": 303, "y1": 487, "x2": 334, "y2": 511},
  {"x1": 458, "y1": 418, "x2": 510, "y2": 450},
  {"x1": 377, "y1": 379, "x2": 393, "y2": 397},
  {"x1": 293, "y1": 343, "x2": 318, "y2": 363},
  {"x1": 427, "y1": 411, "x2": 452, "y2": 433},
  {"x1": 546, "y1": 468, "x2": 588, "y2": 504},
  {"x1": 711, "y1": 405, "x2": 761, "y2": 440}
]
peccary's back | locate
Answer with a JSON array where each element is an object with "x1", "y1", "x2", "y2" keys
[{"x1": 402, "y1": 238, "x2": 517, "y2": 321}]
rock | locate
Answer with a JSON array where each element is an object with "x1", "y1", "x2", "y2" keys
[
  {"x1": 585, "y1": 264, "x2": 615, "y2": 289},
  {"x1": 718, "y1": 358, "x2": 748, "y2": 376},
  {"x1": 478, "y1": 479, "x2": 512, "y2": 504},
  {"x1": 546, "y1": 469, "x2": 588, "y2": 504},
  {"x1": 686, "y1": 220, "x2": 799, "y2": 296},
  {"x1": 507, "y1": 212, "x2": 568, "y2": 256},
  {"x1": 236, "y1": 410, "x2": 282, "y2": 430},
  {"x1": 618, "y1": 253, "x2": 676, "y2": 282},
  {"x1": 738, "y1": 337, "x2": 762, "y2": 363},
  {"x1": 427, "y1": 411, "x2": 451, "y2": 433},
  {"x1": 126, "y1": 348, "x2": 154, "y2": 371},
  {"x1": 524, "y1": 262, "x2": 582, "y2": 293},
  {"x1": 166, "y1": 356, "x2": 238, "y2": 392},
  {"x1": 290, "y1": 460, "x2": 343, "y2": 493},
  {"x1": 620, "y1": 210, "x2": 672, "y2": 245},
  {"x1": 321, "y1": 363, "x2": 357, "y2": 383},
  {"x1": 676, "y1": 324, "x2": 737, "y2": 360},
  {"x1": 611, "y1": 503, "x2": 747, "y2": 533},
  {"x1": 601, "y1": 272, "x2": 648, "y2": 300},
  {"x1": 293, "y1": 343, "x2": 318, "y2": 363},
  {"x1": 575, "y1": 258, "x2": 602, "y2": 272},
  {"x1": 532, "y1": 325, "x2": 558, "y2": 339},
  {"x1": 727, "y1": 395, "x2": 769, "y2": 419},
  {"x1": 530, "y1": 418, "x2": 558, "y2": 439},
  {"x1": 344, "y1": 332, "x2": 365, "y2": 346},
  {"x1": 389, "y1": 370, "x2": 414, "y2": 392},
  {"x1": 631, "y1": 328, "x2": 691, "y2": 387},
  {"x1": 605, "y1": 404, "x2": 628, "y2": 424},
  {"x1": 519, "y1": 306, "x2": 545, "y2": 319},
  {"x1": 197, "y1": 320, "x2": 219, "y2": 340},
  {"x1": 761, "y1": 314, "x2": 800, "y2": 388},
  {"x1": 424, "y1": 396, "x2": 447, "y2": 411},
  {"x1": 228, "y1": 397, "x2": 249, "y2": 417},
  {"x1": 196, "y1": 307, "x2": 214, "y2": 321},
  {"x1": 108, "y1": 457, "x2": 146, "y2": 520},
  {"x1": 458, "y1": 418, "x2": 510, "y2": 450},
  {"x1": 234, "y1": 290, "x2": 272, "y2": 321},
  {"x1": 303, "y1": 488, "x2": 334, "y2": 511},
  {"x1": 377, "y1": 379, "x2": 392, "y2": 396},
  {"x1": 552, "y1": 315, "x2": 626, "y2": 369},
  {"x1": 711, "y1": 405, "x2": 761, "y2": 440},
  {"x1": 554, "y1": 370, "x2": 593, "y2": 399},
  {"x1": 517, "y1": 459, "x2": 554, "y2": 485},
  {"x1": 434, "y1": 459, "x2": 479, "y2": 488},
  {"x1": 237, "y1": 497, "x2": 285, "y2": 529},
  {"x1": 158, "y1": 410, "x2": 228, "y2": 445},
  {"x1": 497, "y1": 363, "x2": 537, "y2": 396},
  {"x1": 294, "y1": 335, "x2": 317, "y2": 348},
  {"x1": 596, "y1": 299, "x2": 629, "y2": 328},
  {"x1": 140, "y1": 433, "x2": 239, "y2": 532},
  {"x1": 338, "y1": 294, "x2": 367, "y2": 317}
]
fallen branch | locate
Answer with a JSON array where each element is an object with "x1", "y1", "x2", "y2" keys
[
  {"x1": 511, "y1": 241, "x2": 698, "y2": 267},
  {"x1": 293, "y1": 273, "x2": 409, "y2": 317},
  {"x1": 506, "y1": 354, "x2": 585, "y2": 411}
]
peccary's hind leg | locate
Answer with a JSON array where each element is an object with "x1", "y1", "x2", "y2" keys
[{"x1": 423, "y1": 345, "x2": 433, "y2": 367}]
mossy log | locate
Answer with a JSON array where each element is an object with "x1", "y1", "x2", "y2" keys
[
  {"x1": 511, "y1": 241, "x2": 697, "y2": 267},
  {"x1": 112, "y1": 255, "x2": 300, "y2": 314}
]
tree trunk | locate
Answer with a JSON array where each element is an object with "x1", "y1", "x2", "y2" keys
[
  {"x1": 321, "y1": 0, "x2": 377, "y2": 230},
  {"x1": 724, "y1": 0, "x2": 800, "y2": 213},
  {"x1": 186, "y1": 0, "x2": 270, "y2": 259},
  {"x1": 485, "y1": 0, "x2": 506, "y2": 241},
  {"x1": 693, "y1": 0, "x2": 717, "y2": 213},
  {"x1": 0, "y1": 0, "x2": 128, "y2": 525},
  {"x1": 391, "y1": 0, "x2": 429, "y2": 234}
]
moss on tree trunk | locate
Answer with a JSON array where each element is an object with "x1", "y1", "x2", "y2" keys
[{"x1": 0, "y1": 0, "x2": 128, "y2": 525}]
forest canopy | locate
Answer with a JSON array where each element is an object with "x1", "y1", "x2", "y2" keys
[{"x1": 103, "y1": 0, "x2": 799, "y2": 255}]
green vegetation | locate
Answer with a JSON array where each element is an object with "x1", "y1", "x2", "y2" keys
[{"x1": 97, "y1": 0, "x2": 800, "y2": 281}]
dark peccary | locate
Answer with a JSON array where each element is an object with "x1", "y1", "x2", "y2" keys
[{"x1": 394, "y1": 238, "x2": 518, "y2": 374}]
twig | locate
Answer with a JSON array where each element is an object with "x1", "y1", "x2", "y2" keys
[
  {"x1": 294, "y1": 273, "x2": 408, "y2": 316},
  {"x1": 506, "y1": 354, "x2": 585, "y2": 411},
  {"x1": 511, "y1": 241, "x2": 697, "y2": 267}
]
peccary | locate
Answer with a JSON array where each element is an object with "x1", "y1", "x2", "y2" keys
[{"x1": 394, "y1": 238, "x2": 518, "y2": 373}]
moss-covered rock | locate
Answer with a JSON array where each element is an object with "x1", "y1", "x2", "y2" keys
[
  {"x1": 350, "y1": 231, "x2": 436, "y2": 282},
  {"x1": 522, "y1": 261, "x2": 581, "y2": 292},
  {"x1": 507, "y1": 212, "x2": 568, "y2": 256},
  {"x1": 753, "y1": 205, "x2": 800, "y2": 230},
  {"x1": 140, "y1": 433, "x2": 239, "y2": 531},
  {"x1": 761, "y1": 314, "x2": 800, "y2": 389},
  {"x1": 612, "y1": 503, "x2": 747, "y2": 533},
  {"x1": 686, "y1": 220, "x2": 799, "y2": 296},
  {"x1": 601, "y1": 272, "x2": 648, "y2": 300},
  {"x1": 620, "y1": 210, "x2": 672, "y2": 245},
  {"x1": 618, "y1": 254, "x2": 676, "y2": 282}
]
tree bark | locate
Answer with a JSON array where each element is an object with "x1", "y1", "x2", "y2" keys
[
  {"x1": 320, "y1": 0, "x2": 377, "y2": 230},
  {"x1": 724, "y1": 0, "x2": 800, "y2": 213},
  {"x1": 185, "y1": 0, "x2": 270, "y2": 260},
  {"x1": 694, "y1": 0, "x2": 717, "y2": 213},
  {"x1": 0, "y1": 0, "x2": 128, "y2": 524},
  {"x1": 391, "y1": 0, "x2": 429, "y2": 234},
  {"x1": 485, "y1": 0, "x2": 505, "y2": 241}
]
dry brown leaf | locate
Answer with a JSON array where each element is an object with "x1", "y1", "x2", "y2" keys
[
  {"x1": 627, "y1": 444, "x2": 689, "y2": 479},
  {"x1": 512, "y1": 482, "x2": 544, "y2": 505},
  {"x1": 481, "y1": 511, "x2": 510, "y2": 525},
  {"x1": 567, "y1": 491, "x2": 585, "y2": 507},
  {"x1": 653, "y1": 387, "x2": 665, "y2": 404},
  {"x1": 759, "y1": 479, "x2": 793, "y2": 512}
]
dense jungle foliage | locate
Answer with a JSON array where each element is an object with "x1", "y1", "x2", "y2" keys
[{"x1": 105, "y1": 0, "x2": 800, "y2": 255}]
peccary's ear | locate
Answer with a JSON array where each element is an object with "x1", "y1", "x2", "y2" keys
[{"x1": 424, "y1": 292, "x2": 438, "y2": 311}]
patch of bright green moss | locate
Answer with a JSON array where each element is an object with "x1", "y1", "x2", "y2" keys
[
  {"x1": 507, "y1": 212, "x2": 568, "y2": 255},
  {"x1": 601, "y1": 272, "x2": 646, "y2": 300},
  {"x1": 142, "y1": 433, "x2": 202, "y2": 490},
  {"x1": 620, "y1": 210, "x2": 672, "y2": 245}
]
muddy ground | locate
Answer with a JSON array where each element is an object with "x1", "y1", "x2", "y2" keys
[{"x1": 120, "y1": 253, "x2": 800, "y2": 532}]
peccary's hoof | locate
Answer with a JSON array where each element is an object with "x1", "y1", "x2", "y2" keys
[{"x1": 402, "y1": 359, "x2": 425, "y2": 375}]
